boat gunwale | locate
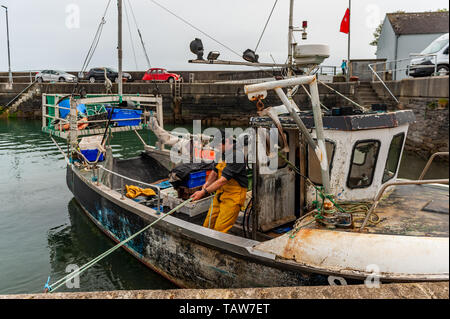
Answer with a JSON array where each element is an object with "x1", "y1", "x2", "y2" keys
[{"x1": 69, "y1": 164, "x2": 449, "y2": 283}]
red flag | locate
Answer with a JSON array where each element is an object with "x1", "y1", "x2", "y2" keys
[{"x1": 340, "y1": 8, "x2": 350, "y2": 34}]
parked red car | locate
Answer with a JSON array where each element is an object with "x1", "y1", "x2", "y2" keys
[{"x1": 142, "y1": 68, "x2": 181, "y2": 83}]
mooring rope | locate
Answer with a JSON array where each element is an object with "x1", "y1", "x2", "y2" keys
[
  {"x1": 317, "y1": 79, "x2": 368, "y2": 112},
  {"x1": 45, "y1": 198, "x2": 193, "y2": 293},
  {"x1": 254, "y1": 0, "x2": 279, "y2": 53}
]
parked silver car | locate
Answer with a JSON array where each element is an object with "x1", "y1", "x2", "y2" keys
[{"x1": 35, "y1": 70, "x2": 78, "y2": 83}]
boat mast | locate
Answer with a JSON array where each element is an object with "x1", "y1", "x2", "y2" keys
[
  {"x1": 118, "y1": 0, "x2": 123, "y2": 99},
  {"x1": 286, "y1": 0, "x2": 331, "y2": 194}
]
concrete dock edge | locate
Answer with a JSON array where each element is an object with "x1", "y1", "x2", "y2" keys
[{"x1": 0, "y1": 282, "x2": 448, "y2": 299}]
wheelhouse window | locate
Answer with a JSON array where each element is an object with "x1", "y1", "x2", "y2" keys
[
  {"x1": 347, "y1": 140, "x2": 380, "y2": 189},
  {"x1": 382, "y1": 133, "x2": 405, "y2": 183},
  {"x1": 307, "y1": 140, "x2": 335, "y2": 185}
]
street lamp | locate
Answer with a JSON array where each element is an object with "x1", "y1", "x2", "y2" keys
[{"x1": 1, "y1": 5, "x2": 12, "y2": 87}]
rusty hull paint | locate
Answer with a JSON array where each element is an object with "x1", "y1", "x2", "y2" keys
[
  {"x1": 254, "y1": 227, "x2": 449, "y2": 281},
  {"x1": 253, "y1": 183, "x2": 449, "y2": 281}
]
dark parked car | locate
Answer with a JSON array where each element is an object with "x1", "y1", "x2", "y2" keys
[{"x1": 85, "y1": 67, "x2": 133, "y2": 83}]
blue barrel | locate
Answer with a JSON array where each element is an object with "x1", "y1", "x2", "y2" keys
[{"x1": 58, "y1": 99, "x2": 87, "y2": 119}]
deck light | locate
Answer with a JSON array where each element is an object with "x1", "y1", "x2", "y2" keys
[
  {"x1": 243, "y1": 49, "x2": 259, "y2": 63},
  {"x1": 190, "y1": 38, "x2": 204, "y2": 60},
  {"x1": 207, "y1": 51, "x2": 220, "y2": 61}
]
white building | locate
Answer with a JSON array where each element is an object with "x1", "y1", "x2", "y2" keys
[{"x1": 376, "y1": 11, "x2": 449, "y2": 80}]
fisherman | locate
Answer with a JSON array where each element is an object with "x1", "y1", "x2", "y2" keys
[{"x1": 190, "y1": 129, "x2": 248, "y2": 233}]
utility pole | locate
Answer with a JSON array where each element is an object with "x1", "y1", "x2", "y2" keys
[
  {"x1": 117, "y1": 0, "x2": 123, "y2": 99},
  {"x1": 347, "y1": 0, "x2": 351, "y2": 82},
  {"x1": 1, "y1": 5, "x2": 12, "y2": 88}
]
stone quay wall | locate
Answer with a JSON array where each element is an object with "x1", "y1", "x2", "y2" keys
[
  {"x1": 1, "y1": 73, "x2": 448, "y2": 159},
  {"x1": 372, "y1": 76, "x2": 449, "y2": 160}
]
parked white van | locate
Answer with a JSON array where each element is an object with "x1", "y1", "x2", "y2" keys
[{"x1": 408, "y1": 33, "x2": 449, "y2": 77}]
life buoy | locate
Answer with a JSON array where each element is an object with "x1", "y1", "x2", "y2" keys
[
  {"x1": 56, "y1": 117, "x2": 89, "y2": 131},
  {"x1": 77, "y1": 117, "x2": 89, "y2": 130}
]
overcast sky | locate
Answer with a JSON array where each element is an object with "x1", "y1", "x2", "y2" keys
[{"x1": 0, "y1": 0, "x2": 448, "y2": 72}]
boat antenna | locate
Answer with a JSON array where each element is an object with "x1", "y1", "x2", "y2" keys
[{"x1": 287, "y1": 0, "x2": 295, "y2": 77}]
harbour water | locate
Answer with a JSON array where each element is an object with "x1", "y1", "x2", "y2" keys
[{"x1": 0, "y1": 118, "x2": 448, "y2": 295}]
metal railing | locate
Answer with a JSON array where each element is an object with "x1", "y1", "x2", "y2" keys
[
  {"x1": 368, "y1": 54, "x2": 441, "y2": 104},
  {"x1": 0, "y1": 70, "x2": 40, "y2": 83},
  {"x1": 359, "y1": 151, "x2": 450, "y2": 231},
  {"x1": 3, "y1": 79, "x2": 38, "y2": 110},
  {"x1": 368, "y1": 61, "x2": 400, "y2": 103},
  {"x1": 359, "y1": 178, "x2": 449, "y2": 231},
  {"x1": 315, "y1": 65, "x2": 339, "y2": 76},
  {"x1": 97, "y1": 165, "x2": 163, "y2": 214},
  {"x1": 41, "y1": 94, "x2": 163, "y2": 138},
  {"x1": 419, "y1": 152, "x2": 449, "y2": 180},
  {"x1": 407, "y1": 53, "x2": 439, "y2": 77}
]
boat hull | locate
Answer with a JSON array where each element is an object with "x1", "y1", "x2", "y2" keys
[{"x1": 66, "y1": 165, "x2": 330, "y2": 288}]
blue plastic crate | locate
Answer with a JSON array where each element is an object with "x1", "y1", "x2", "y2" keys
[
  {"x1": 81, "y1": 149, "x2": 104, "y2": 162},
  {"x1": 106, "y1": 108, "x2": 142, "y2": 126},
  {"x1": 183, "y1": 171, "x2": 206, "y2": 188}
]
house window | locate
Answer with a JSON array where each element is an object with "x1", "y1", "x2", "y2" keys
[
  {"x1": 347, "y1": 140, "x2": 380, "y2": 189},
  {"x1": 307, "y1": 140, "x2": 335, "y2": 185},
  {"x1": 382, "y1": 133, "x2": 405, "y2": 183}
]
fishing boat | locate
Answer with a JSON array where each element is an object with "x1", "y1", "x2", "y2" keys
[{"x1": 42, "y1": 0, "x2": 448, "y2": 289}]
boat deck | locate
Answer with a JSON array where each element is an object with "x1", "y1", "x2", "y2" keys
[
  {"x1": 119, "y1": 183, "x2": 449, "y2": 239},
  {"x1": 368, "y1": 183, "x2": 449, "y2": 237},
  {"x1": 298, "y1": 183, "x2": 449, "y2": 237},
  {"x1": 81, "y1": 158, "x2": 448, "y2": 239}
]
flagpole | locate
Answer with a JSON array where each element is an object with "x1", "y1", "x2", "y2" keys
[{"x1": 347, "y1": 0, "x2": 351, "y2": 81}]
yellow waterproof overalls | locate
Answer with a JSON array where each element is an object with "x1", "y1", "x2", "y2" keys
[{"x1": 203, "y1": 161, "x2": 247, "y2": 233}]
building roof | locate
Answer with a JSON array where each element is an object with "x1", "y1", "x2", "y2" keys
[{"x1": 387, "y1": 11, "x2": 449, "y2": 35}]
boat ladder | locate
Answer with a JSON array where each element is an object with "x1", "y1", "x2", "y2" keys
[{"x1": 173, "y1": 78, "x2": 182, "y2": 99}]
